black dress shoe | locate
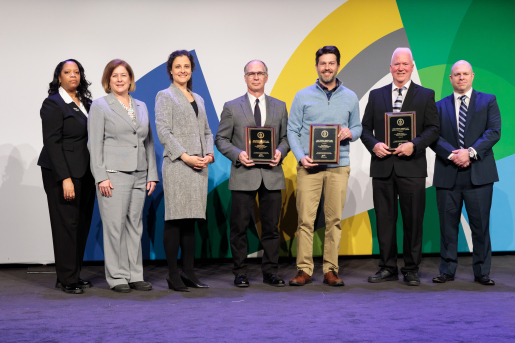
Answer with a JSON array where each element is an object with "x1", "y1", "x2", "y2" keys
[
  {"x1": 112, "y1": 284, "x2": 131, "y2": 293},
  {"x1": 403, "y1": 271, "x2": 421, "y2": 286},
  {"x1": 432, "y1": 273, "x2": 454, "y2": 283},
  {"x1": 56, "y1": 282, "x2": 83, "y2": 294},
  {"x1": 78, "y1": 278, "x2": 93, "y2": 289},
  {"x1": 129, "y1": 281, "x2": 152, "y2": 291},
  {"x1": 368, "y1": 268, "x2": 399, "y2": 283},
  {"x1": 263, "y1": 273, "x2": 285, "y2": 287},
  {"x1": 181, "y1": 272, "x2": 209, "y2": 288},
  {"x1": 166, "y1": 276, "x2": 189, "y2": 292},
  {"x1": 234, "y1": 274, "x2": 250, "y2": 287},
  {"x1": 474, "y1": 275, "x2": 495, "y2": 286}
]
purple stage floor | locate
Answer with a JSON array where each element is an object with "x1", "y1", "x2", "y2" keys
[{"x1": 1, "y1": 255, "x2": 515, "y2": 342}]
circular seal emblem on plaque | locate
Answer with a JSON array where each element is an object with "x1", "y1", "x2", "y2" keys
[
  {"x1": 397, "y1": 118, "x2": 404, "y2": 126},
  {"x1": 257, "y1": 132, "x2": 265, "y2": 139},
  {"x1": 321, "y1": 130, "x2": 329, "y2": 138}
]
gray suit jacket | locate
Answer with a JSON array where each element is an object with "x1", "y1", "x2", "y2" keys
[
  {"x1": 215, "y1": 94, "x2": 289, "y2": 191},
  {"x1": 88, "y1": 93, "x2": 159, "y2": 184}
]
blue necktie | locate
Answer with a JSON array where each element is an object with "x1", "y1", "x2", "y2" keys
[{"x1": 458, "y1": 95, "x2": 467, "y2": 149}]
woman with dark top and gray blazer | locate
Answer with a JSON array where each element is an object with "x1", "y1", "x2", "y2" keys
[
  {"x1": 155, "y1": 50, "x2": 214, "y2": 291},
  {"x1": 88, "y1": 59, "x2": 159, "y2": 293},
  {"x1": 38, "y1": 59, "x2": 95, "y2": 294}
]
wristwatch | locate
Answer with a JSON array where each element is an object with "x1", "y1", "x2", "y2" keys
[{"x1": 467, "y1": 147, "x2": 474, "y2": 158}]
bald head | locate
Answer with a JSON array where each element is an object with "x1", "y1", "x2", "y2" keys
[
  {"x1": 451, "y1": 60, "x2": 473, "y2": 74},
  {"x1": 244, "y1": 60, "x2": 268, "y2": 75},
  {"x1": 449, "y1": 60, "x2": 474, "y2": 94}
]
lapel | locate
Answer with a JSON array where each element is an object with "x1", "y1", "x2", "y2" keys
[
  {"x1": 263, "y1": 95, "x2": 274, "y2": 127},
  {"x1": 400, "y1": 81, "x2": 417, "y2": 111},
  {"x1": 446, "y1": 95, "x2": 459, "y2": 147},
  {"x1": 130, "y1": 95, "x2": 141, "y2": 130},
  {"x1": 56, "y1": 93, "x2": 87, "y2": 122},
  {"x1": 191, "y1": 92, "x2": 204, "y2": 138},
  {"x1": 169, "y1": 83, "x2": 198, "y2": 123},
  {"x1": 382, "y1": 84, "x2": 393, "y2": 112},
  {"x1": 241, "y1": 94, "x2": 256, "y2": 126},
  {"x1": 464, "y1": 90, "x2": 477, "y2": 137},
  {"x1": 106, "y1": 93, "x2": 136, "y2": 129}
]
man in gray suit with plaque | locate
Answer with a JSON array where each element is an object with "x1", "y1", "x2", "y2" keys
[{"x1": 215, "y1": 60, "x2": 290, "y2": 287}]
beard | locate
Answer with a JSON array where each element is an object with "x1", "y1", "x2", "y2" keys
[{"x1": 318, "y1": 71, "x2": 336, "y2": 84}]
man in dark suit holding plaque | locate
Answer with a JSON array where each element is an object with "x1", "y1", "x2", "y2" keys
[
  {"x1": 215, "y1": 60, "x2": 290, "y2": 287},
  {"x1": 431, "y1": 60, "x2": 501, "y2": 286},
  {"x1": 287, "y1": 46, "x2": 362, "y2": 287},
  {"x1": 361, "y1": 48, "x2": 439, "y2": 286}
]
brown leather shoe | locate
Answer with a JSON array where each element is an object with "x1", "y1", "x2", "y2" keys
[
  {"x1": 289, "y1": 270, "x2": 312, "y2": 286},
  {"x1": 323, "y1": 271, "x2": 344, "y2": 286}
]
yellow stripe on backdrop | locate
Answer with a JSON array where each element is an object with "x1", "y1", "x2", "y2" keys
[{"x1": 266, "y1": 0, "x2": 403, "y2": 255}]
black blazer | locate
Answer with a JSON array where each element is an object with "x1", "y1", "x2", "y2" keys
[
  {"x1": 431, "y1": 90, "x2": 501, "y2": 188},
  {"x1": 361, "y1": 82, "x2": 440, "y2": 178},
  {"x1": 37, "y1": 93, "x2": 91, "y2": 181}
]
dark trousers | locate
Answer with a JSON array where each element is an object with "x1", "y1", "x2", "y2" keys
[
  {"x1": 436, "y1": 168, "x2": 493, "y2": 277},
  {"x1": 373, "y1": 169, "x2": 426, "y2": 274},
  {"x1": 41, "y1": 167, "x2": 95, "y2": 285},
  {"x1": 230, "y1": 182, "x2": 282, "y2": 276}
]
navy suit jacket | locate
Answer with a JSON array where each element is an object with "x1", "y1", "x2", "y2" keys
[
  {"x1": 432, "y1": 90, "x2": 501, "y2": 188},
  {"x1": 361, "y1": 82, "x2": 440, "y2": 178}
]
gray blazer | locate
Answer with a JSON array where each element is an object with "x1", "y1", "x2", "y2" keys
[
  {"x1": 155, "y1": 83, "x2": 214, "y2": 220},
  {"x1": 88, "y1": 93, "x2": 159, "y2": 184},
  {"x1": 215, "y1": 94, "x2": 289, "y2": 191}
]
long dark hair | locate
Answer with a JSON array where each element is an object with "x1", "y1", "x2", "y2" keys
[
  {"x1": 48, "y1": 59, "x2": 92, "y2": 109},
  {"x1": 166, "y1": 50, "x2": 195, "y2": 91}
]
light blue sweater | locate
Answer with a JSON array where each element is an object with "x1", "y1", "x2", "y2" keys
[{"x1": 287, "y1": 81, "x2": 362, "y2": 167}]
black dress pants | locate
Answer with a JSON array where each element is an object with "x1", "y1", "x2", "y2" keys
[
  {"x1": 41, "y1": 167, "x2": 95, "y2": 285},
  {"x1": 373, "y1": 168, "x2": 426, "y2": 274},
  {"x1": 436, "y1": 168, "x2": 493, "y2": 277},
  {"x1": 230, "y1": 181, "x2": 282, "y2": 276}
]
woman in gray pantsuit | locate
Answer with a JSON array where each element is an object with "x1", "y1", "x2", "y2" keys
[
  {"x1": 155, "y1": 50, "x2": 214, "y2": 292},
  {"x1": 88, "y1": 59, "x2": 159, "y2": 293}
]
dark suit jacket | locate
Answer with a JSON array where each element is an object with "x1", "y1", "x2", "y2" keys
[
  {"x1": 215, "y1": 94, "x2": 290, "y2": 191},
  {"x1": 361, "y1": 82, "x2": 440, "y2": 178},
  {"x1": 431, "y1": 90, "x2": 501, "y2": 188},
  {"x1": 38, "y1": 93, "x2": 91, "y2": 181}
]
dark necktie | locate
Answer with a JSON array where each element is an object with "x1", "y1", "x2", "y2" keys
[
  {"x1": 254, "y1": 98, "x2": 262, "y2": 126},
  {"x1": 458, "y1": 95, "x2": 467, "y2": 149},
  {"x1": 393, "y1": 87, "x2": 405, "y2": 112}
]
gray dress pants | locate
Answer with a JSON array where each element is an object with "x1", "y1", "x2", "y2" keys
[{"x1": 97, "y1": 170, "x2": 147, "y2": 288}]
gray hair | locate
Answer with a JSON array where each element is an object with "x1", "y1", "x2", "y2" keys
[
  {"x1": 244, "y1": 60, "x2": 268, "y2": 75},
  {"x1": 451, "y1": 60, "x2": 473, "y2": 74},
  {"x1": 391, "y1": 47, "x2": 414, "y2": 64}
]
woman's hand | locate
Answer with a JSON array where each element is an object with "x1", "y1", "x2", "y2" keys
[
  {"x1": 62, "y1": 178, "x2": 75, "y2": 201},
  {"x1": 99, "y1": 179, "x2": 114, "y2": 197},
  {"x1": 147, "y1": 181, "x2": 156, "y2": 195},
  {"x1": 181, "y1": 153, "x2": 208, "y2": 170}
]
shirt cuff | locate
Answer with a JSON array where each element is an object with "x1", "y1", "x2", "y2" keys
[
  {"x1": 447, "y1": 153, "x2": 455, "y2": 160},
  {"x1": 470, "y1": 147, "x2": 478, "y2": 160}
]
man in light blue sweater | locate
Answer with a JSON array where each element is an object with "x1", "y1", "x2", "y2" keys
[{"x1": 287, "y1": 46, "x2": 362, "y2": 287}]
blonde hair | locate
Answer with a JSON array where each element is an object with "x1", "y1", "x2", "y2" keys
[{"x1": 101, "y1": 59, "x2": 136, "y2": 93}]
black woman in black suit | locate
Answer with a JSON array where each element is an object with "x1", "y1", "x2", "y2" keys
[{"x1": 37, "y1": 59, "x2": 95, "y2": 294}]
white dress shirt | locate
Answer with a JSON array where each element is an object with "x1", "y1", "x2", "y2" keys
[
  {"x1": 391, "y1": 79, "x2": 412, "y2": 108},
  {"x1": 448, "y1": 88, "x2": 476, "y2": 160},
  {"x1": 247, "y1": 92, "x2": 266, "y2": 126},
  {"x1": 59, "y1": 87, "x2": 88, "y2": 117}
]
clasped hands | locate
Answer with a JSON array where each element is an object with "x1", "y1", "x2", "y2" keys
[
  {"x1": 181, "y1": 153, "x2": 213, "y2": 170},
  {"x1": 450, "y1": 149, "x2": 471, "y2": 168},
  {"x1": 373, "y1": 142, "x2": 414, "y2": 158},
  {"x1": 238, "y1": 150, "x2": 282, "y2": 167}
]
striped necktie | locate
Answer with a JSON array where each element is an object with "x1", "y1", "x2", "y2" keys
[
  {"x1": 458, "y1": 95, "x2": 467, "y2": 149},
  {"x1": 393, "y1": 87, "x2": 406, "y2": 112}
]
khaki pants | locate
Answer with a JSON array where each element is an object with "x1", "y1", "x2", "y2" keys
[{"x1": 296, "y1": 164, "x2": 350, "y2": 275}]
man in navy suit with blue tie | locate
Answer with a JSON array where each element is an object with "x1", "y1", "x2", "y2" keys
[{"x1": 431, "y1": 60, "x2": 501, "y2": 285}]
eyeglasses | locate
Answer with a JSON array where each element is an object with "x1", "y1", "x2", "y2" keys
[{"x1": 245, "y1": 72, "x2": 267, "y2": 78}]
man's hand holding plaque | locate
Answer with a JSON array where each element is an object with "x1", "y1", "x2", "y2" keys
[{"x1": 245, "y1": 126, "x2": 276, "y2": 165}]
